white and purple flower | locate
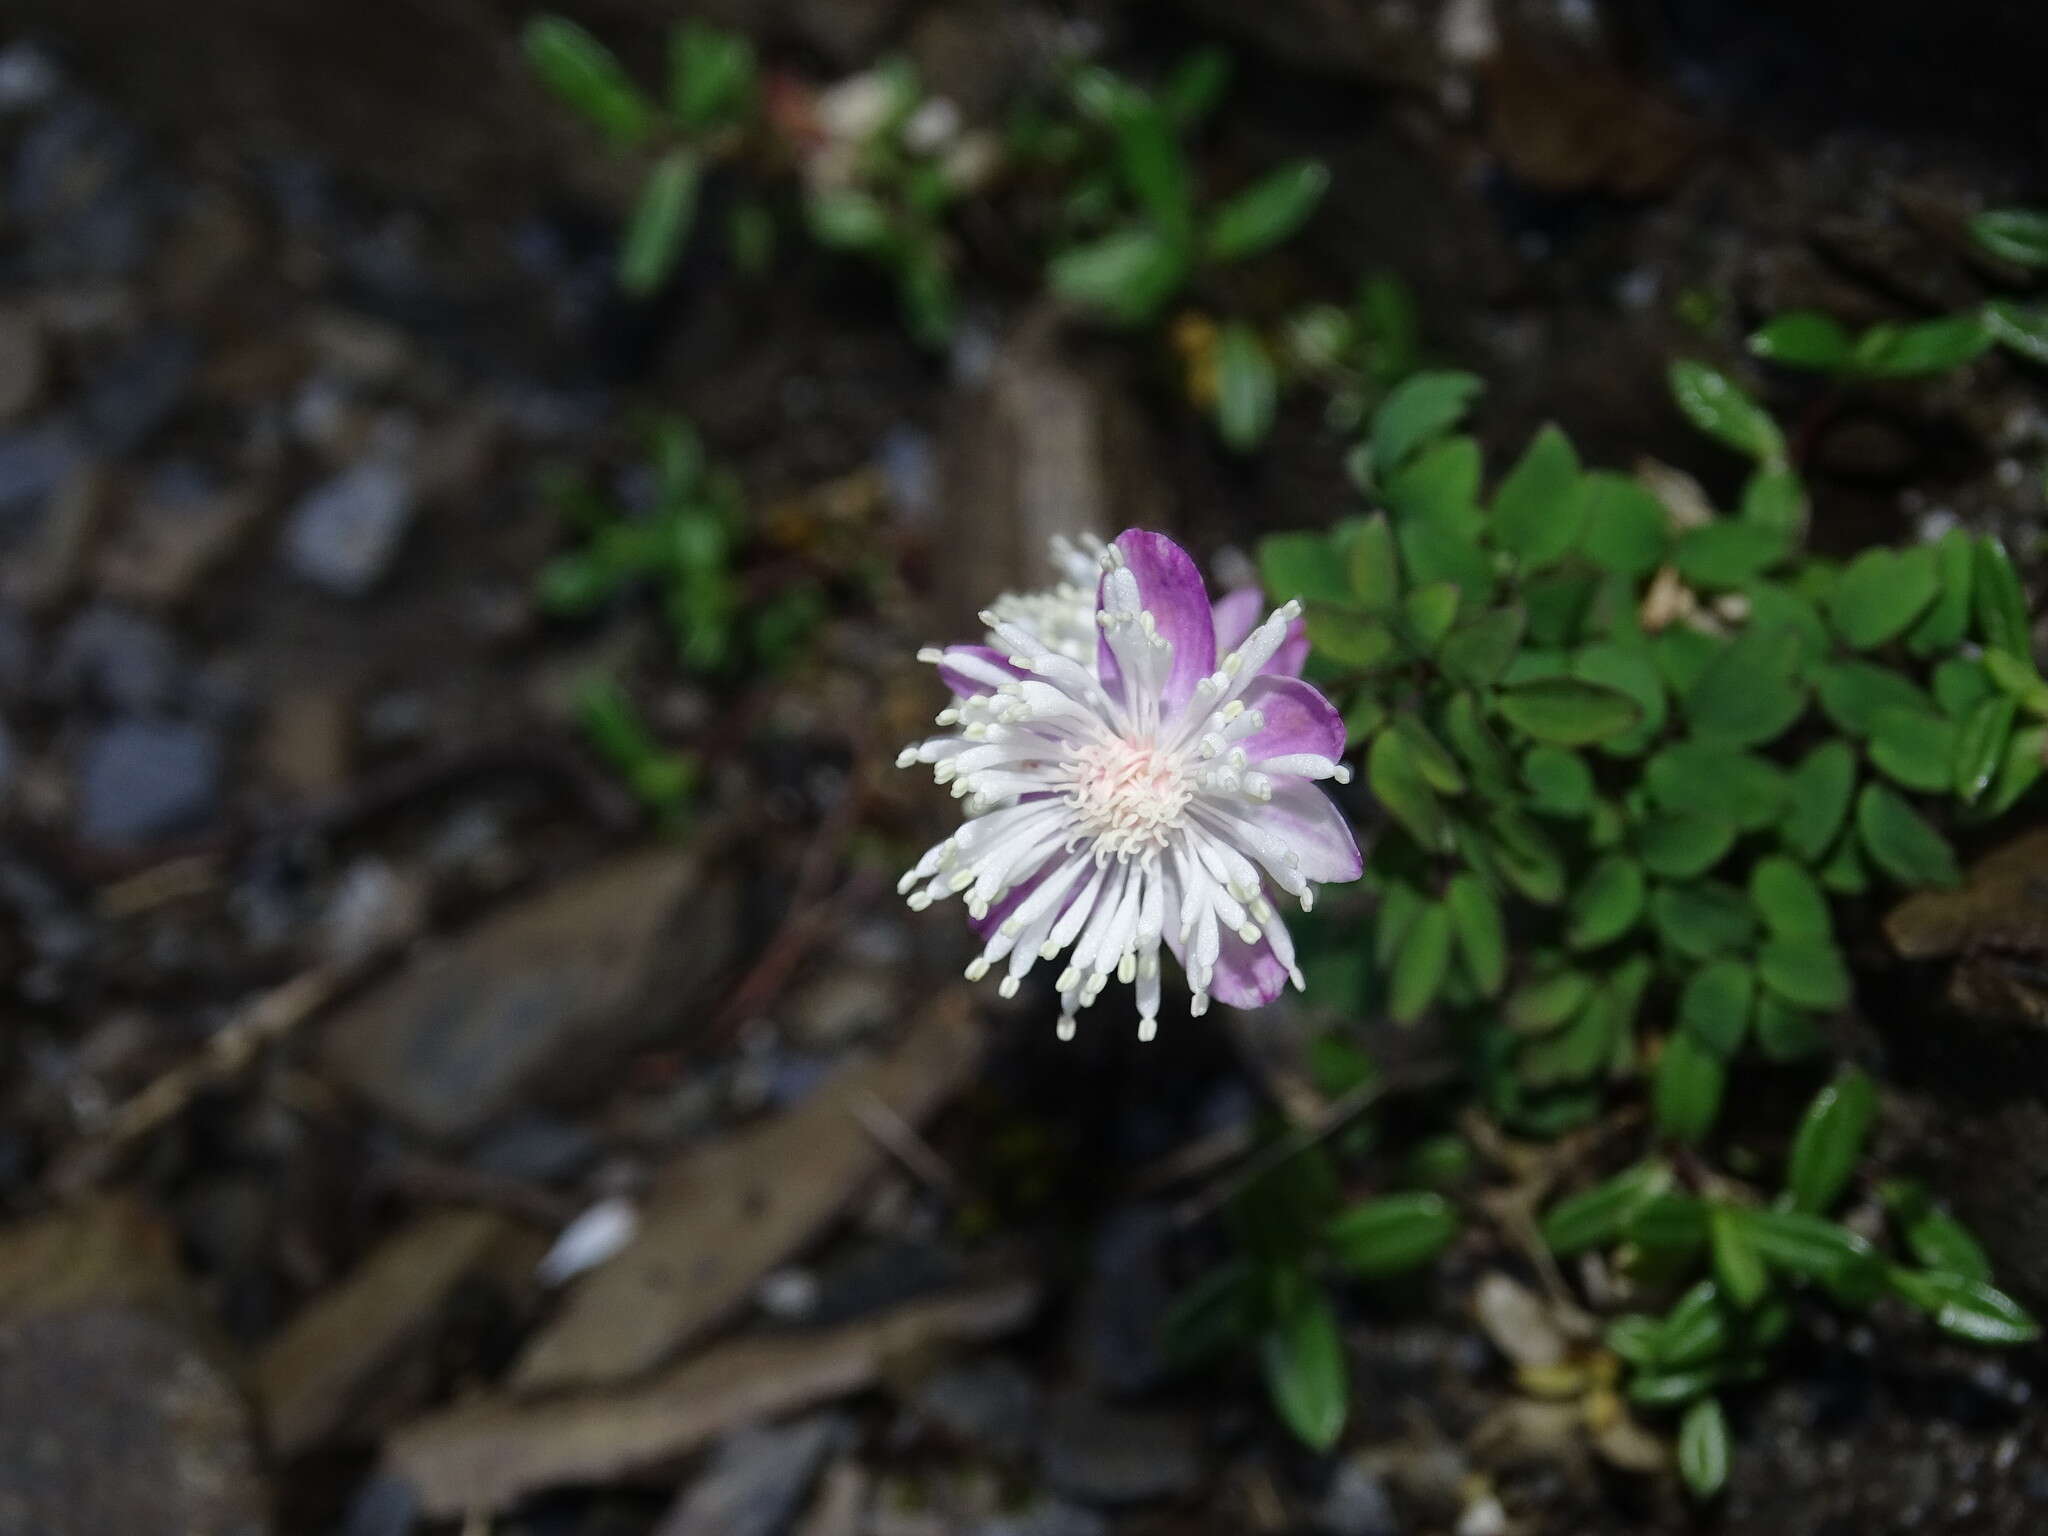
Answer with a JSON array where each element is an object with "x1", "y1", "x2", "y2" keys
[{"x1": 897, "y1": 529, "x2": 1363, "y2": 1039}]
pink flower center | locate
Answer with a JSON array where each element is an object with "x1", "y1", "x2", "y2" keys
[{"x1": 1067, "y1": 736, "x2": 1193, "y2": 859}]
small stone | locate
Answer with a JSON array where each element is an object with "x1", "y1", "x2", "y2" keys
[
  {"x1": 49, "y1": 603, "x2": 184, "y2": 711},
  {"x1": 0, "y1": 1307, "x2": 270, "y2": 1536},
  {"x1": 256, "y1": 684, "x2": 352, "y2": 801},
  {"x1": 320, "y1": 859, "x2": 425, "y2": 970},
  {"x1": 281, "y1": 459, "x2": 415, "y2": 596},
  {"x1": 916, "y1": 1358, "x2": 1041, "y2": 1460},
  {"x1": 96, "y1": 465, "x2": 263, "y2": 606},
  {"x1": 1, "y1": 443, "x2": 102, "y2": 612},
  {"x1": 81, "y1": 333, "x2": 195, "y2": 458},
  {"x1": 338, "y1": 1475, "x2": 419, "y2": 1536},
  {"x1": 1073, "y1": 1205, "x2": 1171, "y2": 1395},
  {"x1": 0, "y1": 419, "x2": 80, "y2": 524},
  {"x1": 0, "y1": 43, "x2": 61, "y2": 114},
  {"x1": 74, "y1": 717, "x2": 221, "y2": 848},
  {"x1": 653, "y1": 1415, "x2": 846, "y2": 1536},
  {"x1": 319, "y1": 851, "x2": 734, "y2": 1140},
  {"x1": 975, "y1": 1502, "x2": 1110, "y2": 1536},
  {"x1": 466, "y1": 1116, "x2": 600, "y2": 1185},
  {"x1": 0, "y1": 308, "x2": 44, "y2": 423},
  {"x1": 1040, "y1": 1395, "x2": 1201, "y2": 1506},
  {"x1": 1317, "y1": 1460, "x2": 1402, "y2": 1536}
]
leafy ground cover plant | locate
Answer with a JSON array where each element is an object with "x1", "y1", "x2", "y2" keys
[
  {"x1": 1205, "y1": 355, "x2": 2045, "y2": 1483},
  {"x1": 536, "y1": 415, "x2": 823, "y2": 819},
  {"x1": 524, "y1": 15, "x2": 763, "y2": 295},
  {"x1": 1748, "y1": 205, "x2": 2048, "y2": 376}
]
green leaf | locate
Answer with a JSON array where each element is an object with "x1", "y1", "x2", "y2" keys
[
  {"x1": 1830, "y1": 546, "x2": 1940, "y2": 649},
  {"x1": 1819, "y1": 830, "x2": 1870, "y2": 895},
  {"x1": 1161, "y1": 1259, "x2": 1258, "y2": 1366},
  {"x1": 1567, "y1": 856, "x2": 1646, "y2": 951},
  {"x1": 1848, "y1": 313, "x2": 1993, "y2": 378},
  {"x1": 1856, "y1": 783, "x2": 1960, "y2": 888},
  {"x1": 1684, "y1": 625, "x2": 1806, "y2": 747},
  {"x1": 1573, "y1": 643, "x2": 1666, "y2": 754},
  {"x1": 1390, "y1": 902, "x2": 1452, "y2": 1024},
  {"x1": 1646, "y1": 744, "x2": 1787, "y2": 831},
  {"x1": 1738, "y1": 1208, "x2": 1883, "y2": 1302},
  {"x1": 1493, "y1": 425, "x2": 1583, "y2": 568},
  {"x1": 1983, "y1": 723, "x2": 2047, "y2": 817},
  {"x1": 807, "y1": 188, "x2": 895, "y2": 252},
  {"x1": 1754, "y1": 994, "x2": 1827, "y2": 1061},
  {"x1": 1813, "y1": 660, "x2": 1935, "y2": 737},
  {"x1": 1933, "y1": 656, "x2": 1995, "y2": 717},
  {"x1": 1385, "y1": 437, "x2": 1483, "y2": 536},
  {"x1": 1369, "y1": 729, "x2": 1444, "y2": 848},
  {"x1": 1205, "y1": 160, "x2": 1330, "y2": 261},
  {"x1": 1949, "y1": 696, "x2": 2015, "y2": 806},
  {"x1": 617, "y1": 149, "x2": 702, "y2": 296},
  {"x1": 1972, "y1": 538, "x2": 2033, "y2": 665},
  {"x1": 1106, "y1": 94, "x2": 1192, "y2": 237},
  {"x1": 1395, "y1": 718, "x2": 1466, "y2": 795},
  {"x1": 1748, "y1": 310, "x2": 1852, "y2": 371},
  {"x1": 1523, "y1": 745, "x2": 1593, "y2": 817},
  {"x1": 1488, "y1": 808, "x2": 1567, "y2": 905},
  {"x1": 1709, "y1": 1205, "x2": 1769, "y2": 1310},
  {"x1": 1446, "y1": 874, "x2": 1507, "y2": 997},
  {"x1": 1868, "y1": 706, "x2": 1956, "y2": 793},
  {"x1": 1678, "y1": 1398, "x2": 1731, "y2": 1499},
  {"x1": 1984, "y1": 298, "x2": 2048, "y2": 365},
  {"x1": 1972, "y1": 207, "x2": 2048, "y2": 267},
  {"x1": 1674, "y1": 519, "x2": 1790, "y2": 589},
  {"x1": 1607, "y1": 1314, "x2": 1662, "y2": 1365},
  {"x1": 1881, "y1": 1182, "x2": 1993, "y2": 1283},
  {"x1": 1261, "y1": 1268, "x2": 1348, "y2": 1451},
  {"x1": 1984, "y1": 646, "x2": 2048, "y2": 710},
  {"x1": 1398, "y1": 520, "x2": 1492, "y2": 603},
  {"x1": 1639, "y1": 812, "x2": 1736, "y2": 881},
  {"x1": 1654, "y1": 1031, "x2": 1726, "y2": 1144},
  {"x1": 1740, "y1": 467, "x2": 1807, "y2": 539},
  {"x1": 1680, "y1": 960, "x2": 1753, "y2": 1058},
  {"x1": 1369, "y1": 371, "x2": 1484, "y2": 478},
  {"x1": 1651, "y1": 880, "x2": 1756, "y2": 959},
  {"x1": 1506, "y1": 969, "x2": 1595, "y2": 1034},
  {"x1": 1497, "y1": 679, "x2": 1641, "y2": 745},
  {"x1": 1670, "y1": 359, "x2": 1785, "y2": 465},
  {"x1": 1749, "y1": 856, "x2": 1830, "y2": 940},
  {"x1": 1163, "y1": 45, "x2": 1233, "y2": 123},
  {"x1": 668, "y1": 21, "x2": 755, "y2": 129},
  {"x1": 1631, "y1": 1194, "x2": 1712, "y2": 1256},
  {"x1": 1757, "y1": 937, "x2": 1850, "y2": 1011},
  {"x1": 1402, "y1": 582, "x2": 1462, "y2": 652},
  {"x1": 1572, "y1": 472, "x2": 1669, "y2": 577},
  {"x1": 1345, "y1": 514, "x2": 1400, "y2": 610},
  {"x1": 1541, "y1": 1161, "x2": 1672, "y2": 1255},
  {"x1": 1886, "y1": 1268, "x2": 2041, "y2": 1346},
  {"x1": 1654, "y1": 626, "x2": 1721, "y2": 695},
  {"x1": 1262, "y1": 531, "x2": 1353, "y2": 605},
  {"x1": 1632, "y1": 1367, "x2": 1722, "y2": 1410},
  {"x1": 1787, "y1": 1069, "x2": 1877, "y2": 1215},
  {"x1": 1324, "y1": 1192, "x2": 1458, "y2": 1277},
  {"x1": 1908, "y1": 527, "x2": 1976, "y2": 656},
  {"x1": 1520, "y1": 983, "x2": 1622, "y2": 1086},
  {"x1": 1440, "y1": 606, "x2": 1526, "y2": 688},
  {"x1": 1214, "y1": 322, "x2": 1278, "y2": 451},
  {"x1": 1048, "y1": 226, "x2": 1186, "y2": 323},
  {"x1": 524, "y1": 16, "x2": 654, "y2": 146},
  {"x1": 1306, "y1": 607, "x2": 1397, "y2": 670}
]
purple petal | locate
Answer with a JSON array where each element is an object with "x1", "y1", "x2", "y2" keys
[
  {"x1": 1213, "y1": 586, "x2": 1306, "y2": 678},
  {"x1": 970, "y1": 857, "x2": 1049, "y2": 938},
  {"x1": 1208, "y1": 928, "x2": 1291, "y2": 1009},
  {"x1": 939, "y1": 644, "x2": 1027, "y2": 700},
  {"x1": 1097, "y1": 530, "x2": 1216, "y2": 717},
  {"x1": 1245, "y1": 778, "x2": 1364, "y2": 883},
  {"x1": 1211, "y1": 588, "x2": 1265, "y2": 652},
  {"x1": 1239, "y1": 676, "x2": 1346, "y2": 762}
]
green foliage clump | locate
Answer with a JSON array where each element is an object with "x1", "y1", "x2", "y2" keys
[
  {"x1": 524, "y1": 15, "x2": 764, "y2": 295},
  {"x1": 1543, "y1": 1069, "x2": 2034, "y2": 1497},
  {"x1": 1261, "y1": 361, "x2": 2041, "y2": 1141},
  {"x1": 537, "y1": 416, "x2": 823, "y2": 820},
  {"x1": 1748, "y1": 205, "x2": 2048, "y2": 376}
]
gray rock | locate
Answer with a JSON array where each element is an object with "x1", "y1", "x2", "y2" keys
[
  {"x1": 50, "y1": 603, "x2": 183, "y2": 711},
  {"x1": 652, "y1": 1415, "x2": 845, "y2": 1536},
  {"x1": 916, "y1": 1358, "x2": 1041, "y2": 1460},
  {"x1": 1074, "y1": 1204, "x2": 1172, "y2": 1395},
  {"x1": 82, "y1": 333, "x2": 194, "y2": 457},
  {"x1": 338, "y1": 1475, "x2": 418, "y2": 1536},
  {"x1": 319, "y1": 851, "x2": 734, "y2": 1140},
  {"x1": 975, "y1": 1502, "x2": 1110, "y2": 1536},
  {"x1": 75, "y1": 717, "x2": 221, "y2": 848},
  {"x1": 467, "y1": 1115, "x2": 601, "y2": 1184},
  {"x1": 0, "y1": 1306, "x2": 271, "y2": 1536},
  {"x1": 1040, "y1": 1394, "x2": 1202, "y2": 1506},
  {"x1": 0, "y1": 419, "x2": 80, "y2": 524},
  {"x1": 281, "y1": 459, "x2": 414, "y2": 596},
  {"x1": 0, "y1": 716, "x2": 12, "y2": 802},
  {"x1": 1317, "y1": 1460, "x2": 1402, "y2": 1536},
  {"x1": 0, "y1": 306, "x2": 44, "y2": 422},
  {"x1": 0, "y1": 601, "x2": 29, "y2": 696}
]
